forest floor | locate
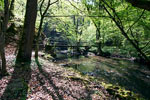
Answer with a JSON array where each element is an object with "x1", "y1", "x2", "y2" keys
[
  {"x1": 0, "y1": 45, "x2": 147, "y2": 100},
  {"x1": 0, "y1": 45, "x2": 114, "y2": 100}
]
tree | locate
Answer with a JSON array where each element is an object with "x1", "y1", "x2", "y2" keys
[
  {"x1": 101, "y1": 0, "x2": 150, "y2": 64},
  {"x1": 0, "y1": 0, "x2": 11, "y2": 75},
  {"x1": 86, "y1": 3, "x2": 103, "y2": 55},
  {"x1": 35, "y1": 0, "x2": 58, "y2": 59},
  {"x1": 82, "y1": 0, "x2": 150, "y2": 65},
  {"x1": 16, "y1": 0, "x2": 37, "y2": 64},
  {"x1": 9, "y1": 0, "x2": 15, "y2": 19}
]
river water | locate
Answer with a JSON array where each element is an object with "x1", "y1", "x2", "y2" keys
[{"x1": 55, "y1": 55, "x2": 150, "y2": 99}]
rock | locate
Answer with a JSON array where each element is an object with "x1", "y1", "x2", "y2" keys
[
  {"x1": 146, "y1": 75, "x2": 150, "y2": 78},
  {"x1": 87, "y1": 52, "x2": 95, "y2": 56}
]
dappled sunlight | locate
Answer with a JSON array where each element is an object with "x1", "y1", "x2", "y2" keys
[
  {"x1": 1, "y1": 0, "x2": 150, "y2": 99},
  {"x1": 56, "y1": 56, "x2": 150, "y2": 99},
  {"x1": 0, "y1": 57, "x2": 111, "y2": 100},
  {"x1": 30, "y1": 58, "x2": 111, "y2": 100}
]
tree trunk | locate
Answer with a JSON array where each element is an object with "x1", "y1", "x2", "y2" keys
[
  {"x1": 96, "y1": 23, "x2": 103, "y2": 55},
  {"x1": 0, "y1": 0, "x2": 9, "y2": 75},
  {"x1": 9, "y1": 0, "x2": 15, "y2": 19},
  {"x1": 96, "y1": 30, "x2": 103, "y2": 55},
  {"x1": 35, "y1": 0, "x2": 57, "y2": 59},
  {"x1": 92, "y1": 20, "x2": 103, "y2": 55},
  {"x1": 85, "y1": 4, "x2": 103, "y2": 55},
  {"x1": 16, "y1": 0, "x2": 37, "y2": 64},
  {"x1": 35, "y1": 17, "x2": 44, "y2": 59},
  {"x1": 0, "y1": 45, "x2": 7, "y2": 75}
]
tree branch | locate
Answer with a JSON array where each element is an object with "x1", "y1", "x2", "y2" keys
[
  {"x1": 102, "y1": 0, "x2": 124, "y2": 28},
  {"x1": 67, "y1": 0, "x2": 85, "y2": 13},
  {"x1": 42, "y1": 0, "x2": 51, "y2": 16},
  {"x1": 40, "y1": 0, "x2": 45, "y2": 16},
  {"x1": 141, "y1": 41, "x2": 150, "y2": 50},
  {"x1": 50, "y1": 0, "x2": 59, "y2": 6},
  {"x1": 127, "y1": 10, "x2": 145, "y2": 33},
  {"x1": 44, "y1": 15, "x2": 110, "y2": 18}
]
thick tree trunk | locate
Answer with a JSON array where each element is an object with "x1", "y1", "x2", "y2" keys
[{"x1": 16, "y1": 0, "x2": 37, "y2": 64}]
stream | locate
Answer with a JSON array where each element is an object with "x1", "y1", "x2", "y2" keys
[{"x1": 55, "y1": 55, "x2": 150, "y2": 99}]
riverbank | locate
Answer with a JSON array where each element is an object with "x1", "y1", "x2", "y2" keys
[
  {"x1": 0, "y1": 45, "x2": 149, "y2": 99},
  {"x1": 54, "y1": 55, "x2": 150, "y2": 100},
  {"x1": 0, "y1": 53, "x2": 146, "y2": 100}
]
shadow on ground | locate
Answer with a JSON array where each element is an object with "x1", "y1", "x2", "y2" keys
[
  {"x1": 36, "y1": 59, "x2": 64, "y2": 100},
  {"x1": 35, "y1": 59, "x2": 94, "y2": 100},
  {"x1": 0, "y1": 63, "x2": 31, "y2": 100},
  {"x1": 0, "y1": 57, "x2": 109, "y2": 100}
]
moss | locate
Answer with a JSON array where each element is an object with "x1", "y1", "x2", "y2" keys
[
  {"x1": 43, "y1": 54, "x2": 54, "y2": 60},
  {"x1": 102, "y1": 82, "x2": 144, "y2": 100},
  {"x1": 63, "y1": 65, "x2": 145, "y2": 100}
]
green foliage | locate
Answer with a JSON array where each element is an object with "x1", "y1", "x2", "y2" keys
[
  {"x1": 5, "y1": 0, "x2": 150, "y2": 60},
  {"x1": 14, "y1": 0, "x2": 26, "y2": 20},
  {"x1": 82, "y1": 0, "x2": 150, "y2": 59},
  {"x1": 0, "y1": 0, "x2": 4, "y2": 11}
]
